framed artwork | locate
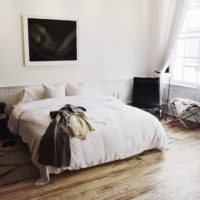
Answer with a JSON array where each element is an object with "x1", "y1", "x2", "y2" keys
[{"x1": 23, "y1": 16, "x2": 78, "y2": 66}]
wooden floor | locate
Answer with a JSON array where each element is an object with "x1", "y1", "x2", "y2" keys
[{"x1": 0, "y1": 120, "x2": 200, "y2": 200}]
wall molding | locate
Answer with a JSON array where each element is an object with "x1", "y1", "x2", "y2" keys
[{"x1": 0, "y1": 79, "x2": 133, "y2": 114}]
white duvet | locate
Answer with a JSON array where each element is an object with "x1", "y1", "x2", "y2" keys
[{"x1": 8, "y1": 95, "x2": 167, "y2": 184}]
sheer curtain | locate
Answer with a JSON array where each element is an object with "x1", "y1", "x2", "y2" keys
[{"x1": 149, "y1": 0, "x2": 189, "y2": 74}]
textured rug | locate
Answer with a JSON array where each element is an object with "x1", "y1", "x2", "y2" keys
[
  {"x1": 0, "y1": 137, "x2": 39, "y2": 186},
  {"x1": 166, "y1": 134, "x2": 181, "y2": 144},
  {"x1": 0, "y1": 133, "x2": 180, "y2": 186}
]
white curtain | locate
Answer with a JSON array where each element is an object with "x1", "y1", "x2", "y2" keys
[{"x1": 149, "y1": 0, "x2": 189, "y2": 74}]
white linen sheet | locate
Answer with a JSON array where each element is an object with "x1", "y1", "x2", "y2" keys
[{"x1": 8, "y1": 95, "x2": 167, "y2": 184}]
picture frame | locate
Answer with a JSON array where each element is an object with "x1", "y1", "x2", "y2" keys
[{"x1": 23, "y1": 16, "x2": 78, "y2": 66}]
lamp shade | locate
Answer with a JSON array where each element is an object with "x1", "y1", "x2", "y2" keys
[{"x1": 165, "y1": 66, "x2": 170, "y2": 73}]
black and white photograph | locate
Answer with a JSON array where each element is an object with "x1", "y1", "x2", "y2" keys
[{"x1": 23, "y1": 16, "x2": 78, "y2": 66}]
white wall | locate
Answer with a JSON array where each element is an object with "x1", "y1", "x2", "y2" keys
[{"x1": 0, "y1": 0, "x2": 150, "y2": 87}]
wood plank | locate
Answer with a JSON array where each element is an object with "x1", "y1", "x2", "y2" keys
[{"x1": 0, "y1": 121, "x2": 200, "y2": 200}]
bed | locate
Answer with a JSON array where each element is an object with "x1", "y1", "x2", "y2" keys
[{"x1": 8, "y1": 94, "x2": 167, "y2": 185}]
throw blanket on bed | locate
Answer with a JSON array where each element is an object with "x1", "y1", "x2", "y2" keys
[{"x1": 38, "y1": 104, "x2": 95, "y2": 167}]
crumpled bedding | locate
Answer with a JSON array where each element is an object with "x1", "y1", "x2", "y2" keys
[
  {"x1": 171, "y1": 98, "x2": 200, "y2": 116},
  {"x1": 8, "y1": 95, "x2": 167, "y2": 184}
]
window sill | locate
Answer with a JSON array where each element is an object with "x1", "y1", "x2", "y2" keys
[
  {"x1": 169, "y1": 81, "x2": 200, "y2": 94},
  {"x1": 170, "y1": 81, "x2": 199, "y2": 88}
]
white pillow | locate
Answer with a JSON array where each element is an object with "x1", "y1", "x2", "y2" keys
[
  {"x1": 66, "y1": 82, "x2": 89, "y2": 96},
  {"x1": 43, "y1": 82, "x2": 66, "y2": 98},
  {"x1": 19, "y1": 86, "x2": 45, "y2": 103}
]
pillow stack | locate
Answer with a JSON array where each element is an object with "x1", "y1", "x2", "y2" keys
[
  {"x1": 19, "y1": 82, "x2": 66, "y2": 103},
  {"x1": 18, "y1": 81, "x2": 104, "y2": 103}
]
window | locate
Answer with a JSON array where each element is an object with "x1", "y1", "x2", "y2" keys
[{"x1": 172, "y1": 0, "x2": 200, "y2": 86}]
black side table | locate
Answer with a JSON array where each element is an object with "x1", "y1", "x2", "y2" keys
[
  {"x1": 0, "y1": 115, "x2": 15, "y2": 147},
  {"x1": 0, "y1": 114, "x2": 9, "y2": 138}
]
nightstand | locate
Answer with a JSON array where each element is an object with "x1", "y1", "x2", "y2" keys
[{"x1": 0, "y1": 113, "x2": 12, "y2": 140}]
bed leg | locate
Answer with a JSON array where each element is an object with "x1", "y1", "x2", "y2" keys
[{"x1": 35, "y1": 165, "x2": 50, "y2": 186}]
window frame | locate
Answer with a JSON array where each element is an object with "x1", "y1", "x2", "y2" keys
[{"x1": 171, "y1": 1, "x2": 200, "y2": 88}]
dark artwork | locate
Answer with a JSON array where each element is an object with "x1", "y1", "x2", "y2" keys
[{"x1": 28, "y1": 18, "x2": 77, "y2": 61}]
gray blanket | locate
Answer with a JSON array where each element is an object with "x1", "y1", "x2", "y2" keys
[{"x1": 38, "y1": 104, "x2": 86, "y2": 167}]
